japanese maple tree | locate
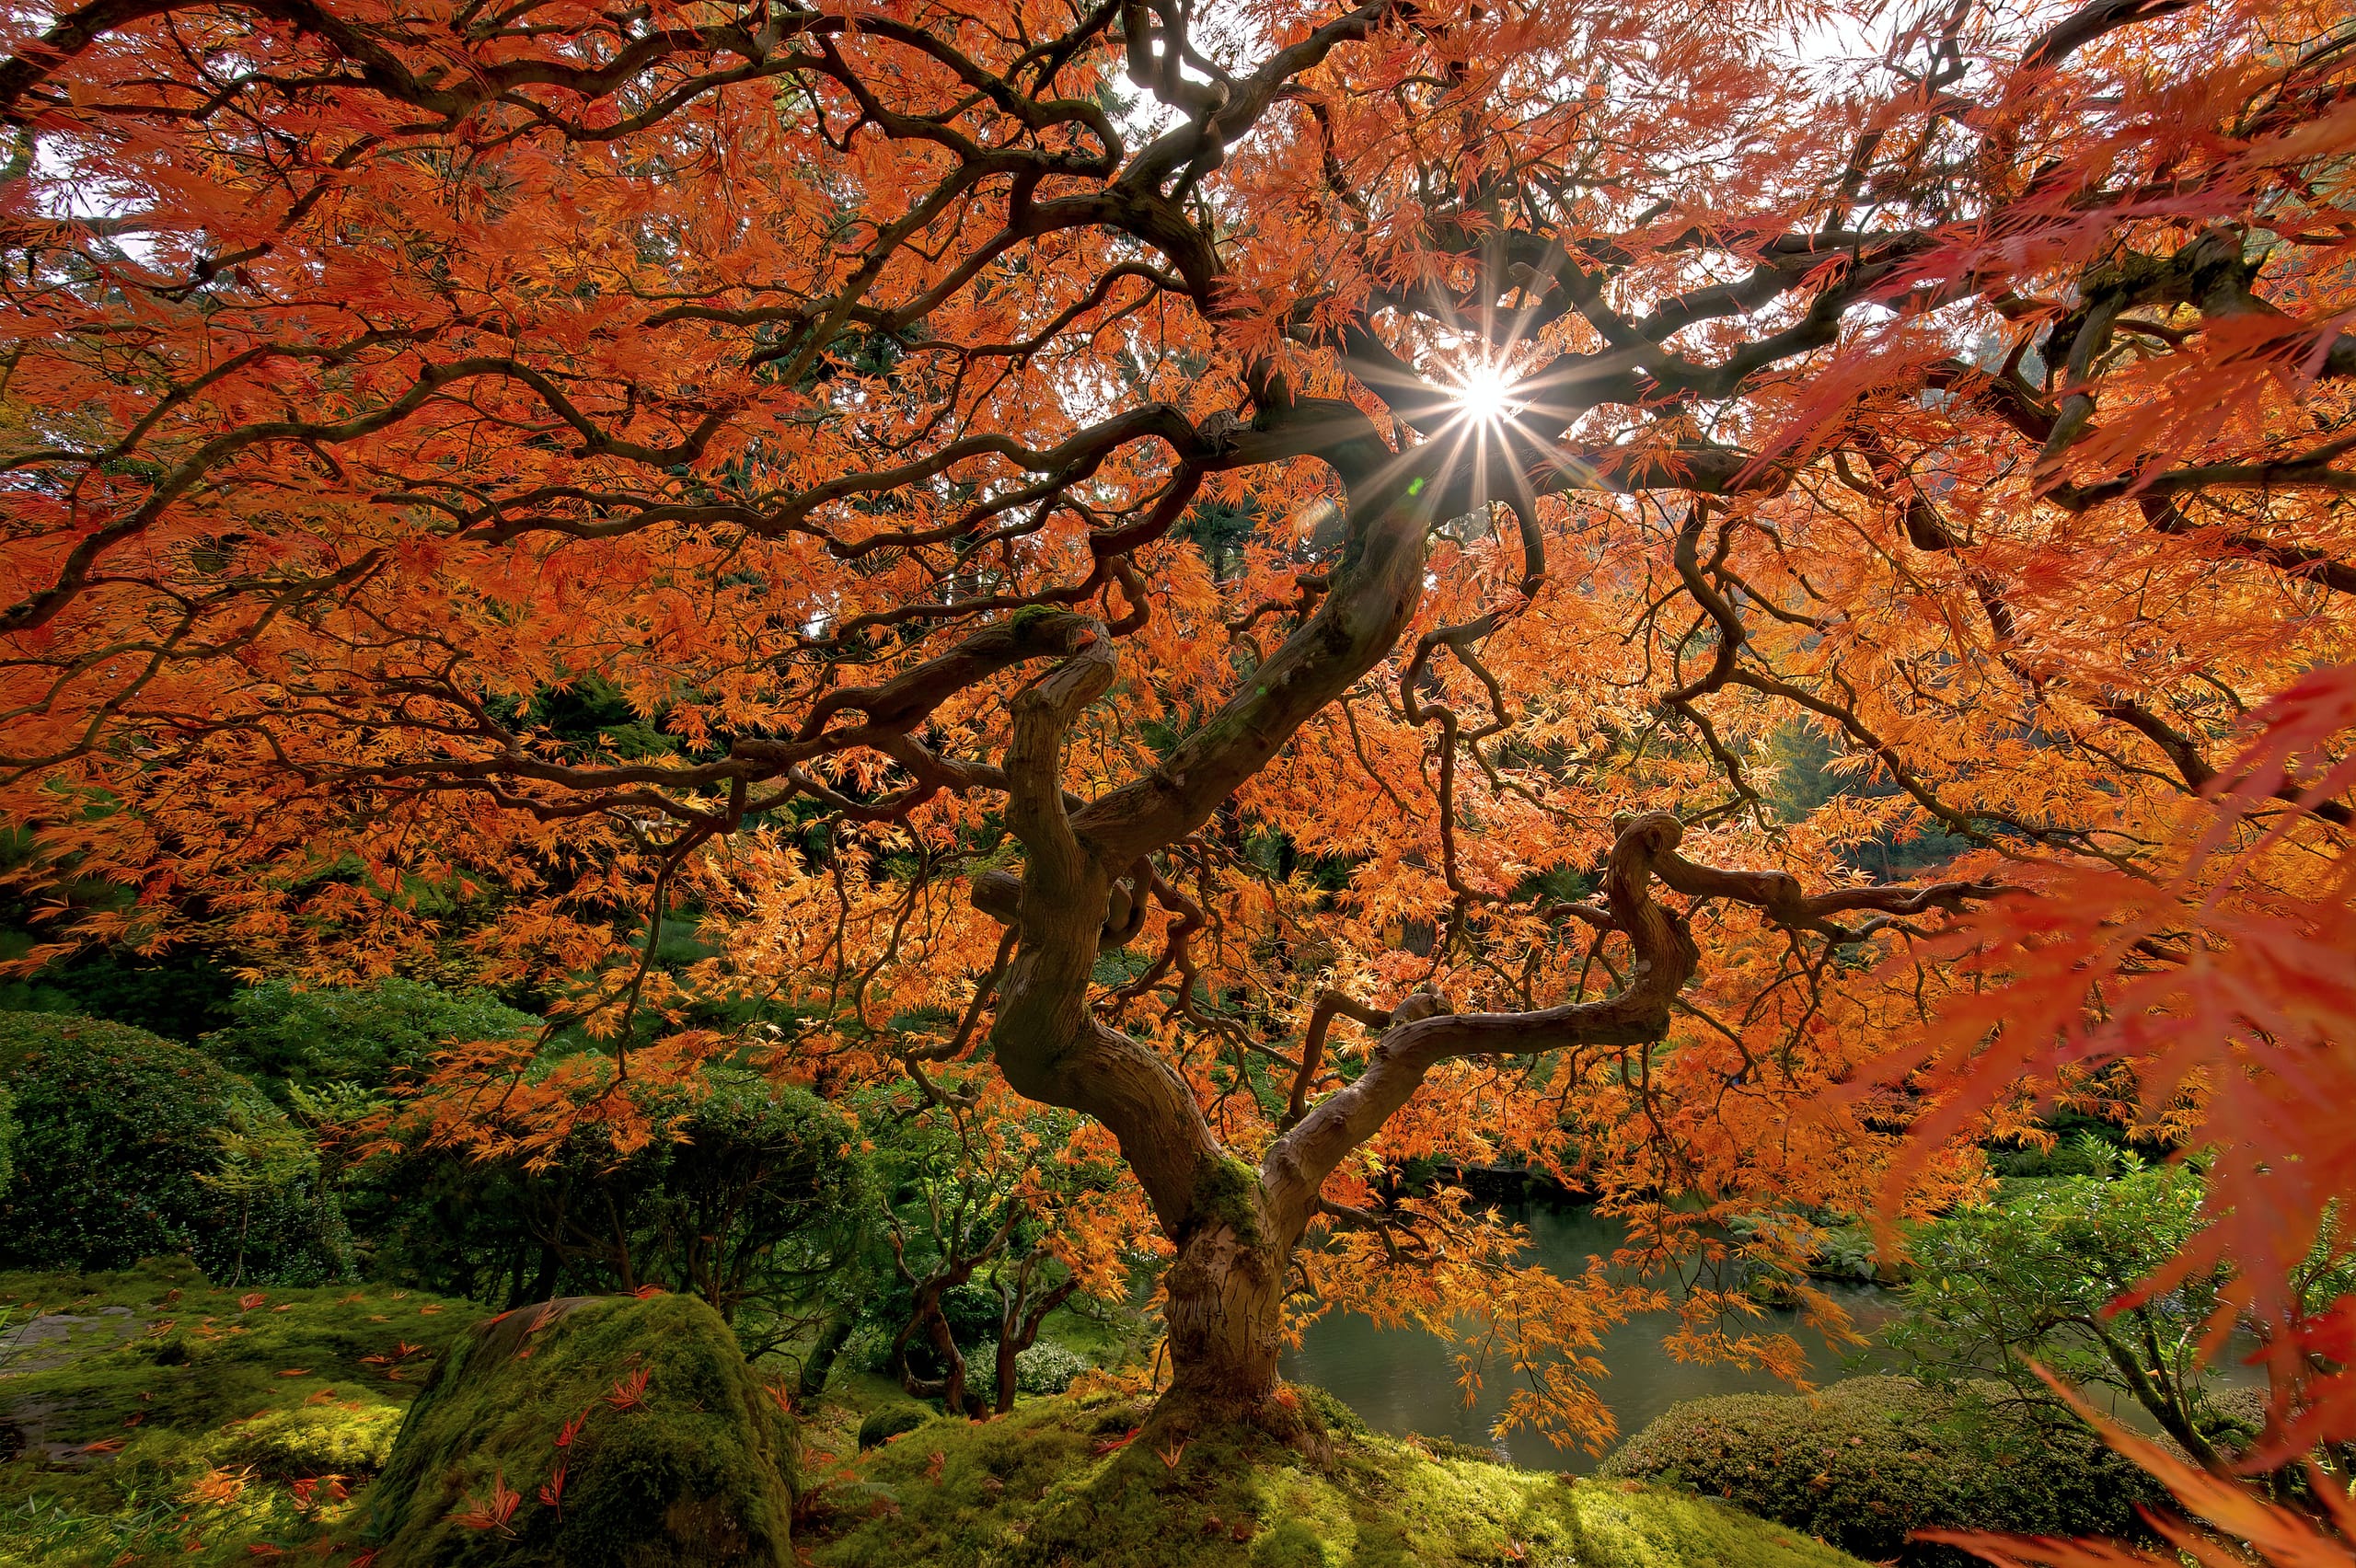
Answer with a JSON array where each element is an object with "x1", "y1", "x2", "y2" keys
[{"x1": 5, "y1": 0, "x2": 2354, "y2": 1488}]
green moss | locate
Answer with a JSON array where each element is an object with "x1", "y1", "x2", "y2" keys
[
  {"x1": 1291, "y1": 1384, "x2": 1365, "y2": 1442},
  {"x1": 365, "y1": 1291, "x2": 797, "y2": 1567},
  {"x1": 860, "y1": 1404, "x2": 933, "y2": 1450},
  {"x1": 804, "y1": 1389, "x2": 1868, "y2": 1568},
  {"x1": 1187, "y1": 1156, "x2": 1264, "y2": 1245},
  {"x1": 0, "y1": 1261, "x2": 484, "y2": 1567},
  {"x1": 214, "y1": 1401, "x2": 405, "y2": 1477},
  {"x1": 1009, "y1": 605, "x2": 1057, "y2": 634}
]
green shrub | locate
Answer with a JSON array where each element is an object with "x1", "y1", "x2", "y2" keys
[
  {"x1": 0, "y1": 942, "x2": 241, "y2": 1042},
  {"x1": 1596, "y1": 1376, "x2": 2165, "y2": 1564},
  {"x1": 350, "y1": 1066, "x2": 868, "y2": 1324},
  {"x1": 1013, "y1": 1340, "x2": 1089, "y2": 1396},
  {"x1": 201, "y1": 976, "x2": 539, "y2": 1095},
  {"x1": 0, "y1": 1081, "x2": 16, "y2": 1190},
  {"x1": 0, "y1": 1011, "x2": 352, "y2": 1284},
  {"x1": 967, "y1": 1339, "x2": 1091, "y2": 1398}
]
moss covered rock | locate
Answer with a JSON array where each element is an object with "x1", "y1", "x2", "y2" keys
[
  {"x1": 858, "y1": 1402, "x2": 932, "y2": 1450},
  {"x1": 806, "y1": 1386, "x2": 1869, "y2": 1568},
  {"x1": 1596, "y1": 1376, "x2": 2167, "y2": 1564},
  {"x1": 366, "y1": 1291, "x2": 797, "y2": 1568}
]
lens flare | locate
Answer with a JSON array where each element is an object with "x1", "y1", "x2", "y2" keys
[{"x1": 1452, "y1": 362, "x2": 1517, "y2": 425}]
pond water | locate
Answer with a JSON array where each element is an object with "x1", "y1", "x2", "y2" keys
[
  {"x1": 1283, "y1": 1200, "x2": 1903, "y2": 1473},
  {"x1": 1284, "y1": 1199, "x2": 2275, "y2": 1471}
]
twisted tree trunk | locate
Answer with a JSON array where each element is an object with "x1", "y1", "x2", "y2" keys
[
  {"x1": 1156, "y1": 1168, "x2": 1288, "y2": 1430},
  {"x1": 970, "y1": 398, "x2": 1999, "y2": 1438}
]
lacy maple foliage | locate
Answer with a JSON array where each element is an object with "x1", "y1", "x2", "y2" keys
[{"x1": 3, "y1": 0, "x2": 2354, "y2": 1496}]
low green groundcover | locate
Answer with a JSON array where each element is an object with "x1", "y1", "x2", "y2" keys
[
  {"x1": 365, "y1": 1290, "x2": 798, "y2": 1568},
  {"x1": 804, "y1": 1386, "x2": 1873, "y2": 1568},
  {"x1": 0, "y1": 1259, "x2": 484, "y2": 1566},
  {"x1": 1597, "y1": 1375, "x2": 2167, "y2": 1564}
]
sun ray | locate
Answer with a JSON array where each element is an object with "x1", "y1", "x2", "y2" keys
[{"x1": 1453, "y1": 362, "x2": 1518, "y2": 426}]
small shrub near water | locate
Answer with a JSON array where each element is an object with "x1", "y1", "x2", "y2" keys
[{"x1": 1597, "y1": 1376, "x2": 2165, "y2": 1564}]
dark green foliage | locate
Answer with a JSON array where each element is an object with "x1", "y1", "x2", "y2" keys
[
  {"x1": 1174, "y1": 495, "x2": 1264, "y2": 580},
  {"x1": 876, "y1": 1280, "x2": 1003, "y2": 1378},
  {"x1": 0, "y1": 1081, "x2": 16, "y2": 1190},
  {"x1": 366, "y1": 1292, "x2": 797, "y2": 1568},
  {"x1": 854, "y1": 1096, "x2": 1106, "y2": 1413},
  {"x1": 856, "y1": 1403, "x2": 931, "y2": 1450},
  {"x1": 638, "y1": 1074, "x2": 872, "y2": 1330},
  {"x1": 1880, "y1": 1162, "x2": 2335, "y2": 1467},
  {"x1": 1760, "y1": 722, "x2": 1971, "y2": 874},
  {"x1": 353, "y1": 1069, "x2": 868, "y2": 1340},
  {"x1": 346, "y1": 1145, "x2": 554, "y2": 1304},
  {"x1": 525, "y1": 674, "x2": 680, "y2": 762},
  {"x1": 1596, "y1": 1376, "x2": 2165, "y2": 1565},
  {"x1": 0, "y1": 1013, "x2": 351, "y2": 1284},
  {"x1": 200, "y1": 976, "x2": 539, "y2": 1098},
  {"x1": 1981, "y1": 1114, "x2": 2151, "y2": 1178},
  {"x1": 0, "y1": 941, "x2": 241, "y2": 1043}
]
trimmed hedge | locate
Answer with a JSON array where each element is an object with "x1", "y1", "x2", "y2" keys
[
  {"x1": 1596, "y1": 1376, "x2": 2167, "y2": 1564},
  {"x1": 0, "y1": 1011, "x2": 351, "y2": 1284}
]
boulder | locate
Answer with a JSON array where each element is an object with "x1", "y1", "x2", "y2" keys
[
  {"x1": 856, "y1": 1402, "x2": 931, "y2": 1450},
  {"x1": 366, "y1": 1291, "x2": 796, "y2": 1567}
]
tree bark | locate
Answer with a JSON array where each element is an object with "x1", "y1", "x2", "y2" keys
[
  {"x1": 992, "y1": 1262, "x2": 1081, "y2": 1413},
  {"x1": 1155, "y1": 1209, "x2": 1288, "y2": 1431},
  {"x1": 797, "y1": 1311, "x2": 855, "y2": 1403}
]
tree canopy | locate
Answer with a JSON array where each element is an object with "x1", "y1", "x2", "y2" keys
[{"x1": 4, "y1": 0, "x2": 2354, "y2": 1487}]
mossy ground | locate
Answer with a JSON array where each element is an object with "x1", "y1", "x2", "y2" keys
[
  {"x1": 0, "y1": 1260, "x2": 485, "y2": 1565},
  {"x1": 802, "y1": 1387, "x2": 1873, "y2": 1568}
]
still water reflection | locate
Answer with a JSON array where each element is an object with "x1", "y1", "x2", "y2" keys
[{"x1": 1282, "y1": 1202, "x2": 1900, "y2": 1473}]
